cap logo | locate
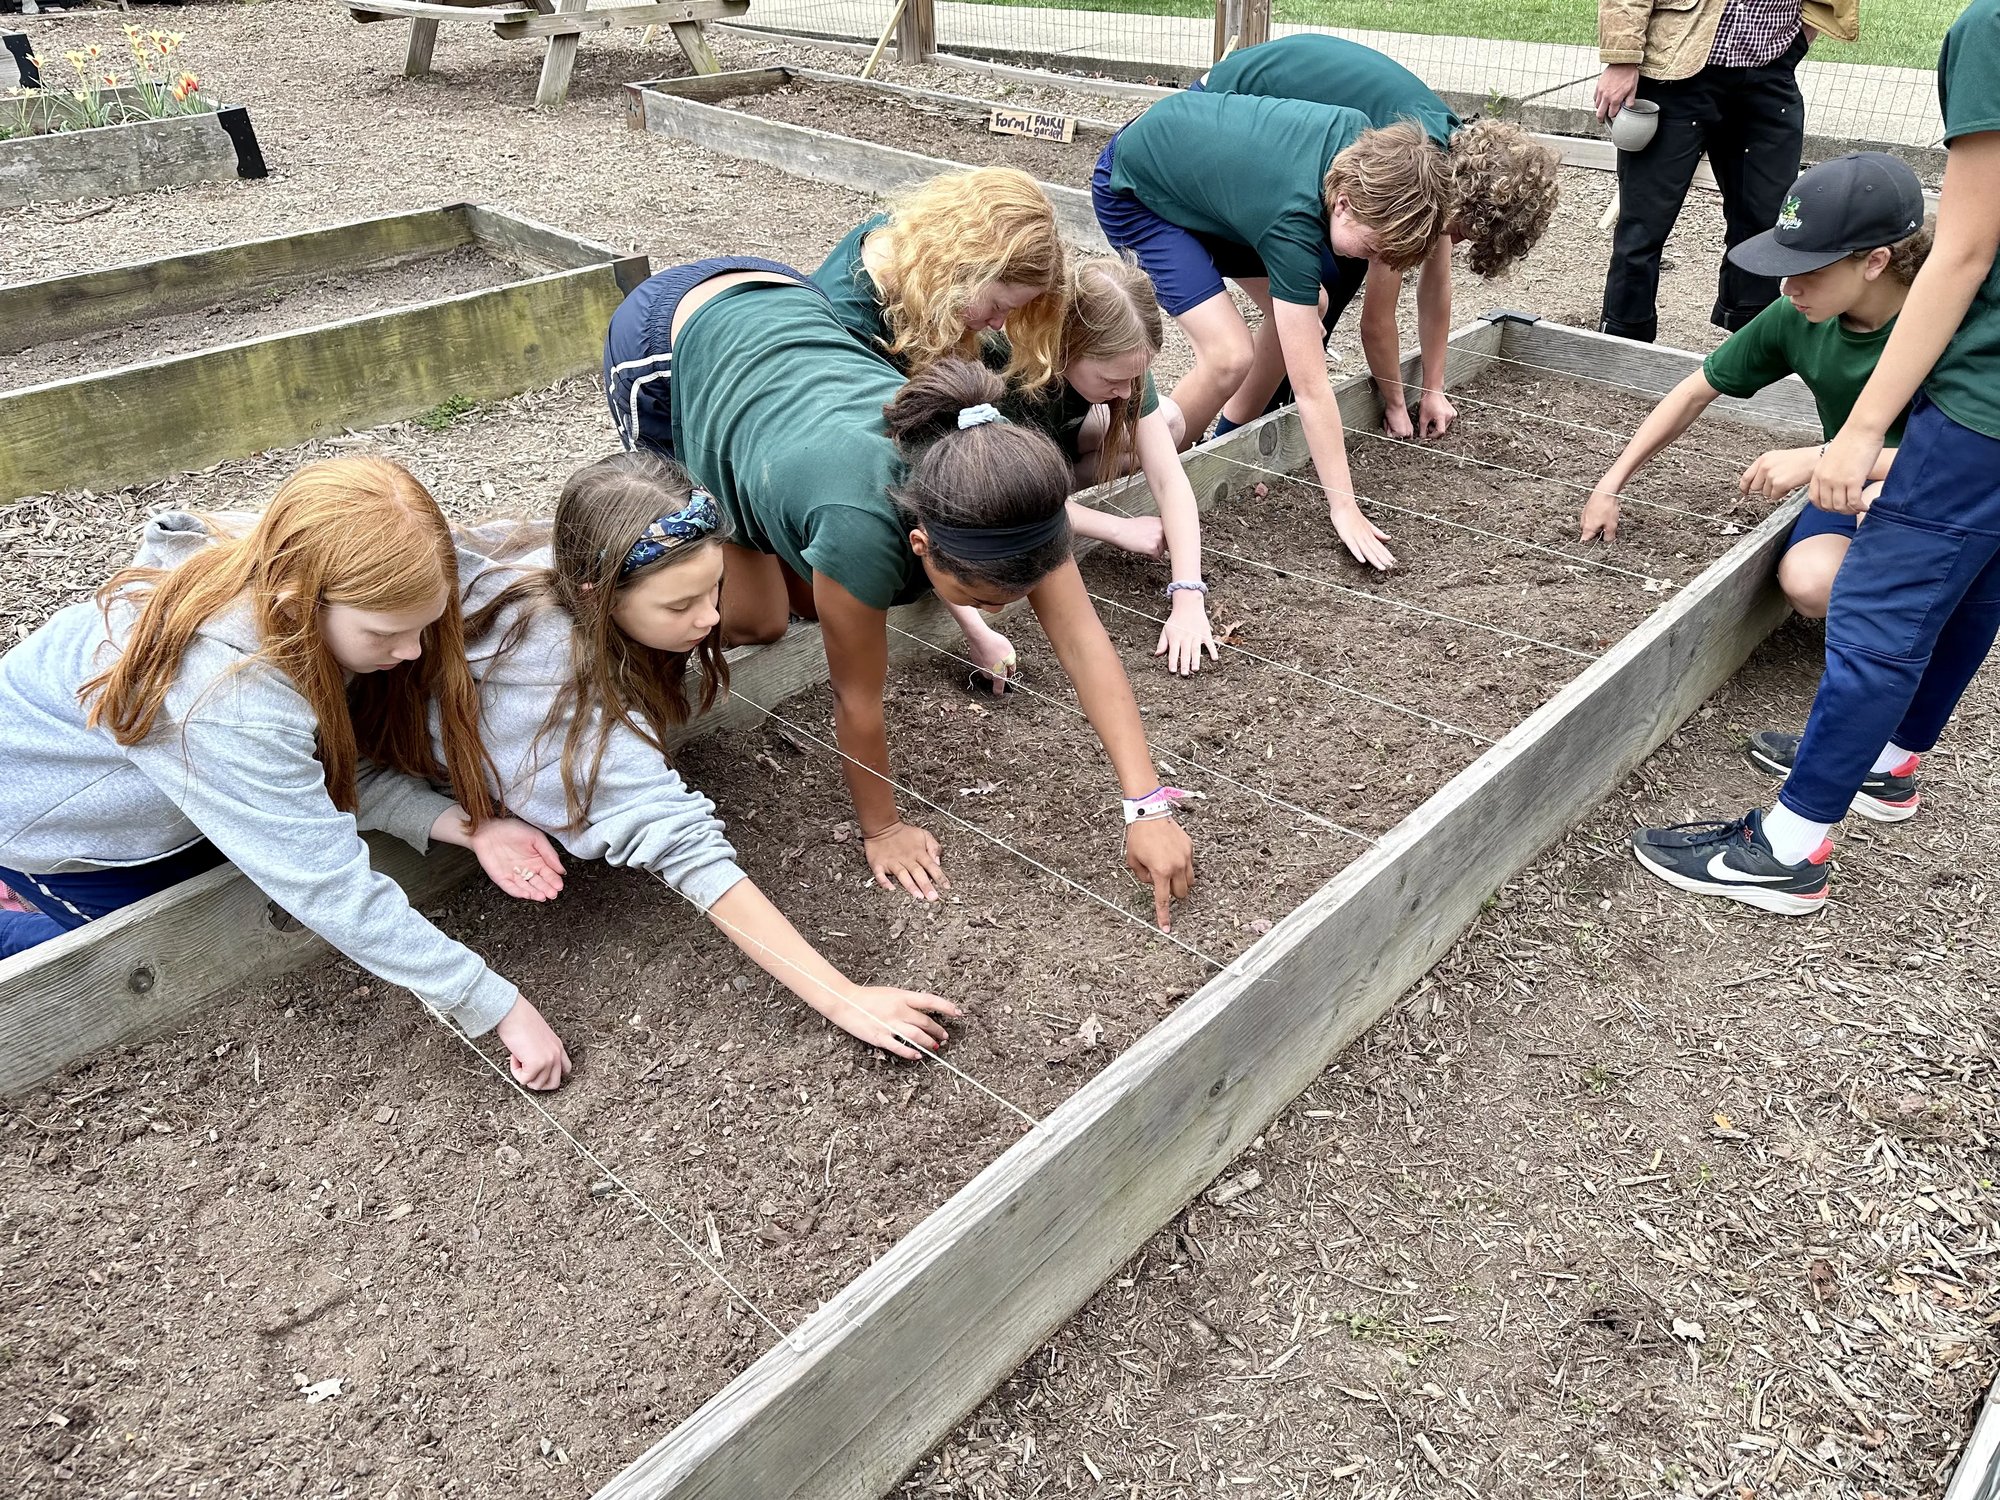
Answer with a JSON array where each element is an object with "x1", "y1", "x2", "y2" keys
[{"x1": 1777, "y1": 195, "x2": 1803, "y2": 231}]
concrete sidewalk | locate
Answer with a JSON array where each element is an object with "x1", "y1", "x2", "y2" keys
[{"x1": 747, "y1": 0, "x2": 1944, "y2": 147}]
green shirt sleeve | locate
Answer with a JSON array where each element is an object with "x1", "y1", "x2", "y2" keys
[
  {"x1": 1700, "y1": 299, "x2": 1798, "y2": 400},
  {"x1": 1138, "y1": 368, "x2": 1161, "y2": 418},
  {"x1": 1941, "y1": 1, "x2": 2000, "y2": 142},
  {"x1": 801, "y1": 503, "x2": 914, "y2": 613}
]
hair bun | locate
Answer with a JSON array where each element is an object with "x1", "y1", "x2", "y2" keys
[{"x1": 883, "y1": 358, "x2": 1009, "y2": 449}]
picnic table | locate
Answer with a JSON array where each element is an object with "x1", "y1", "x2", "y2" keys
[{"x1": 349, "y1": 0, "x2": 750, "y2": 108}]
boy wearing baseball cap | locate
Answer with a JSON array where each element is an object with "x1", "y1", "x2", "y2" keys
[
  {"x1": 1582, "y1": 151, "x2": 1931, "y2": 626},
  {"x1": 1628, "y1": 0, "x2": 2000, "y2": 916}
]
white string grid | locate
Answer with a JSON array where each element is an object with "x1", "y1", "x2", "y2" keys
[
  {"x1": 1081, "y1": 591, "x2": 1503, "y2": 745},
  {"x1": 881, "y1": 618, "x2": 1378, "y2": 845},
  {"x1": 1206, "y1": 452, "x2": 1671, "y2": 586}
]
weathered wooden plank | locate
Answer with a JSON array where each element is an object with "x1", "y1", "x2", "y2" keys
[
  {"x1": 631, "y1": 76, "x2": 1106, "y2": 245},
  {"x1": 0, "y1": 205, "x2": 477, "y2": 352},
  {"x1": 462, "y1": 203, "x2": 639, "y2": 279},
  {"x1": 0, "y1": 841, "x2": 477, "y2": 1098},
  {"x1": 591, "y1": 315, "x2": 1806, "y2": 1500},
  {"x1": 1945, "y1": 1368, "x2": 2000, "y2": 1500},
  {"x1": 495, "y1": 0, "x2": 742, "y2": 37},
  {"x1": 668, "y1": 17, "x2": 724, "y2": 75},
  {"x1": 350, "y1": 0, "x2": 528, "y2": 23},
  {"x1": 404, "y1": 16, "x2": 443, "y2": 75},
  {"x1": 0, "y1": 107, "x2": 251, "y2": 212},
  {"x1": 1, "y1": 262, "x2": 633, "y2": 502}
]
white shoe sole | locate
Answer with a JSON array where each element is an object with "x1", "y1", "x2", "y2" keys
[
  {"x1": 1747, "y1": 746, "x2": 1921, "y2": 825},
  {"x1": 1631, "y1": 843, "x2": 1828, "y2": 916}
]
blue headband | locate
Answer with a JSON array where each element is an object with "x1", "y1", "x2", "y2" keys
[{"x1": 619, "y1": 489, "x2": 719, "y2": 578}]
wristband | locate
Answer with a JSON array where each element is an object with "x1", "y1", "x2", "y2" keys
[
  {"x1": 1165, "y1": 579, "x2": 1208, "y2": 599},
  {"x1": 1122, "y1": 785, "x2": 1200, "y2": 825}
]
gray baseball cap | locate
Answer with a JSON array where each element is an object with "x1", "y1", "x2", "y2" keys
[{"x1": 1728, "y1": 152, "x2": 1926, "y2": 278}]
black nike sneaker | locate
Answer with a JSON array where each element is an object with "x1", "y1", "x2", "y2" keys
[
  {"x1": 1746, "y1": 730, "x2": 1922, "y2": 823},
  {"x1": 1630, "y1": 809, "x2": 1831, "y2": 916}
]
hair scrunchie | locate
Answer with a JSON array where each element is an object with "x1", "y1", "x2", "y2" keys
[{"x1": 957, "y1": 403, "x2": 1006, "y2": 430}]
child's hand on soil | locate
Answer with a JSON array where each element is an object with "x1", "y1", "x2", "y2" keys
[
  {"x1": 1125, "y1": 817, "x2": 1194, "y2": 931},
  {"x1": 864, "y1": 820, "x2": 950, "y2": 902},
  {"x1": 1380, "y1": 402, "x2": 1415, "y2": 440},
  {"x1": 821, "y1": 983, "x2": 962, "y2": 1059},
  {"x1": 1580, "y1": 487, "x2": 1622, "y2": 541},
  {"x1": 966, "y1": 624, "x2": 1019, "y2": 696},
  {"x1": 496, "y1": 995, "x2": 571, "y2": 1090},
  {"x1": 1154, "y1": 592, "x2": 1220, "y2": 676},
  {"x1": 468, "y1": 816, "x2": 566, "y2": 902},
  {"x1": 1106, "y1": 513, "x2": 1168, "y2": 561},
  {"x1": 1330, "y1": 502, "x2": 1397, "y2": 571},
  {"x1": 1417, "y1": 389, "x2": 1457, "y2": 440},
  {"x1": 1739, "y1": 445, "x2": 1819, "y2": 499}
]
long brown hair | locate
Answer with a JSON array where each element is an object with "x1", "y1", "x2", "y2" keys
[
  {"x1": 82, "y1": 457, "x2": 496, "y2": 822},
  {"x1": 877, "y1": 168, "x2": 1067, "y2": 393},
  {"x1": 465, "y1": 452, "x2": 727, "y2": 831},
  {"x1": 1059, "y1": 254, "x2": 1163, "y2": 485}
]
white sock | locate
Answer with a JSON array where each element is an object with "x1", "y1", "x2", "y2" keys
[
  {"x1": 1871, "y1": 741, "x2": 1918, "y2": 774},
  {"x1": 1762, "y1": 803, "x2": 1831, "y2": 865}
]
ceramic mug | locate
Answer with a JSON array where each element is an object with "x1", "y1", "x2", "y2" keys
[{"x1": 1610, "y1": 98, "x2": 1661, "y2": 152}]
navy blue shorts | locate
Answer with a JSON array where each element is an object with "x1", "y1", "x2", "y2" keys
[
  {"x1": 1786, "y1": 499, "x2": 1860, "y2": 550},
  {"x1": 604, "y1": 255, "x2": 814, "y2": 456},
  {"x1": 1092, "y1": 138, "x2": 1266, "y2": 317}
]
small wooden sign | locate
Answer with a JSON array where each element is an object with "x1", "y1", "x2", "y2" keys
[{"x1": 987, "y1": 106, "x2": 1076, "y2": 144}]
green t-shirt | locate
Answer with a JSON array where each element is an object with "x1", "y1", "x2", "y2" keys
[
  {"x1": 1108, "y1": 91, "x2": 1367, "y2": 306},
  {"x1": 671, "y1": 284, "x2": 928, "y2": 612},
  {"x1": 811, "y1": 212, "x2": 899, "y2": 366},
  {"x1": 1926, "y1": 0, "x2": 2000, "y2": 440},
  {"x1": 1204, "y1": 35, "x2": 1460, "y2": 147},
  {"x1": 1702, "y1": 296, "x2": 1909, "y2": 444}
]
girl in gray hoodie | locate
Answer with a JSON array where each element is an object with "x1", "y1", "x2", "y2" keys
[
  {"x1": 454, "y1": 451, "x2": 961, "y2": 1058},
  {"x1": 0, "y1": 458, "x2": 574, "y2": 1089}
]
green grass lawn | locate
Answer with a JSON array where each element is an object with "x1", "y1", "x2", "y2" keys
[{"x1": 962, "y1": 0, "x2": 1959, "y2": 69}]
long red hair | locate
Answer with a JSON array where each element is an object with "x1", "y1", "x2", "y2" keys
[{"x1": 82, "y1": 457, "x2": 498, "y2": 822}]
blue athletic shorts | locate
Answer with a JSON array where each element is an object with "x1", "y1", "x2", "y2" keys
[
  {"x1": 604, "y1": 255, "x2": 815, "y2": 456},
  {"x1": 1091, "y1": 137, "x2": 1266, "y2": 317},
  {"x1": 1786, "y1": 500, "x2": 1860, "y2": 550}
]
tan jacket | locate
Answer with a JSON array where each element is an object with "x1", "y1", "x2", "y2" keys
[{"x1": 1598, "y1": 0, "x2": 1857, "y2": 80}]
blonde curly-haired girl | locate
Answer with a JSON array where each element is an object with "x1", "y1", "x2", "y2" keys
[{"x1": 812, "y1": 167, "x2": 1067, "y2": 393}]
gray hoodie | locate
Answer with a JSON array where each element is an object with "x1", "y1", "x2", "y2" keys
[
  {"x1": 0, "y1": 514, "x2": 518, "y2": 1035},
  {"x1": 454, "y1": 536, "x2": 746, "y2": 909}
]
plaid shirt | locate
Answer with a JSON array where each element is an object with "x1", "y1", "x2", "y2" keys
[{"x1": 1708, "y1": 0, "x2": 1803, "y2": 67}]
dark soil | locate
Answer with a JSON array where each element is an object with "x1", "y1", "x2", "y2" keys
[
  {"x1": 1, "y1": 246, "x2": 520, "y2": 392},
  {"x1": 723, "y1": 78, "x2": 1113, "y2": 181},
  {"x1": 0, "y1": 365, "x2": 1796, "y2": 1498}
]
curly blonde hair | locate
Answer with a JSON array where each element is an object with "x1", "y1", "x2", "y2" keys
[
  {"x1": 1447, "y1": 119, "x2": 1561, "y2": 279},
  {"x1": 1322, "y1": 121, "x2": 1452, "y2": 274},
  {"x1": 878, "y1": 168, "x2": 1067, "y2": 394}
]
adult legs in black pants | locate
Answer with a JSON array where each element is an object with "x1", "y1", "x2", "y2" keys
[{"x1": 1600, "y1": 36, "x2": 1805, "y2": 342}]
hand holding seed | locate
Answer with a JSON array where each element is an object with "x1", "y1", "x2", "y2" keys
[
  {"x1": 1580, "y1": 485, "x2": 1622, "y2": 542},
  {"x1": 467, "y1": 816, "x2": 565, "y2": 902}
]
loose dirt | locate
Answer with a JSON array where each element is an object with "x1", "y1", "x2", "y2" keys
[
  {"x1": 721, "y1": 75, "x2": 1114, "y2": 179},
  {"x1": 2, "y1": 246, "x2": 519, "y2": 392}
]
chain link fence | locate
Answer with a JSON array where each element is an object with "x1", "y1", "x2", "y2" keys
[{"x1": 740, "y1": 0, "x2": 1961, "y2": 153}]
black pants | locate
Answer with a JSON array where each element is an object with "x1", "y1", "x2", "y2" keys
[{"x1": 1601, "y1": 33, "x2": 1806, "y2": 343}]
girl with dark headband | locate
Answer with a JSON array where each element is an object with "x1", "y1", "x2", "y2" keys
[
  {"x1": 605, "y1": 261, "x2": 1194, "y2": 925},
  {"x1": 450, "y1": 452, "x2": 961, "y2": 1058}
]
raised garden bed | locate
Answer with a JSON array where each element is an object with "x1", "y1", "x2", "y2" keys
[
  {"x1": 0, "y1": 202, "x2": 649, "y2": 502},
  {"x1": 624, "y1": 66, "x2": 1116, "y2": 243},
  {"x1": 0, "y1": 314, "x2": 1822, "y2": 1497},
  {"x1": 0, "y1": 84, "x2": 266, "y2": 211}
]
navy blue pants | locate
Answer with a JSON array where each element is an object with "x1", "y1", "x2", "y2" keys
[
  {"x1": 1781, "y1": 396, "x2": 2000, "y2": 823},
  {"x1": 0, "y1": 842, "x2": 225, "y2": 960},
  {"x1": 603, "y1": 255, "x2": 812, "y2": 456}
]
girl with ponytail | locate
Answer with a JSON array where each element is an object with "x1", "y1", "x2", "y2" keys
[
  {"x1": 602, "y1": 260, "x2": 1196, "y2": 928},
  {"x1": 0, "y1": 458, "x2": 573, "y2": 1090},
  {"x1": 1003, "y1": 255, "x2": 1218, "y2": 676}
]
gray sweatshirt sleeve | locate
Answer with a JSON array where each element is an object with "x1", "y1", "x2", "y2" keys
[
  {"x1": 123, "y1": 712, "x2": 519, "y2": 1035},
  {"x1": 481, "y1": 625, "x2": 747, "y2": 908},
  {"x1": 354, "y1": 760, "x2": 457, "y2": 853}
]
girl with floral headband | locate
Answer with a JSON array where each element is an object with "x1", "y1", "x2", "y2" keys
[{"x1": 452, "y1": 451, "x2": 961, "y2": 1057}]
